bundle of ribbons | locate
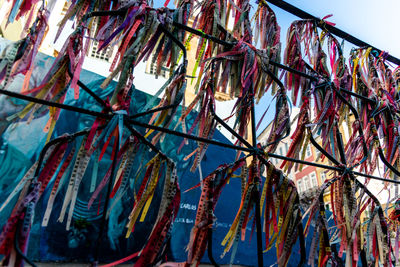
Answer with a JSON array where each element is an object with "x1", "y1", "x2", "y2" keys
[
  {"x1": 160, "y1": 156, "x2": 302, "y2": 267},
  {"x1": 125, "y1": 156, "x2": 181, "y2": 267},
  {"x1": 178, "y1": 0, "x2": 282, "y2": 150},
  {"x1": 282, "y1": 19, "x2": 357, "y2": 171},
  {"x1": 263, "y1": 87, "x2": 290, "y2": 154}
]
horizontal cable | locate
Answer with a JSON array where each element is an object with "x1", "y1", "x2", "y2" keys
[
  {"x1": 171, "y1": 21, "x2": 379, "y2": 105},
  {"x1": 124, "y1": 122, "x2": 169, "y2": 160},
  {"x1": 266, "y1": 153, "x2": 342, "y2": 171},
  {"x1": 173, "y1": 21, "x2": 234, "y2": 48},
  {"x1": 2, "y1": 7, "x2": 398, "y2": 185}
]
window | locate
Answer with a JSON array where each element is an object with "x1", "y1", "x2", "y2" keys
[
  {"x1": 279, "y1": 147, "x2": 283, "y2": 156},
  {"x1": 304, "y1": 176, "x2": 311, "y2": 190},
  {"x1": 297, "y1": 179, "x2": 304, "y2": 193},
  {"x1": 325, "y1": 203, "x2": 331, "y2": 211},
  {"x1": 285, "y1": 142, "x2": 289, "y2": 154},
  {"x1": 148, "y1": 61, "x2": 168, "y2": 78},
  {"x1": 310, "y1": 172, "x2": 317, "y2": 188},
  {"x1": 321, "y1": 171, "x2": 327, "y2": 183},
  {"x1": 305, "y1": 145, "x2": 312, "y2": 158},
  {"x1": 145, "y1": 53, "x2": 169, "y2": 79},
  {"x1": 315, "y1": 150, "x2": 321, "y2": 160},
  {"x1": 89, "y1": 40, "x2": 114, "y2": 62}
]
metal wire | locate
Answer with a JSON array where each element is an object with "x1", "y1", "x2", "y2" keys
[{"x1": 2, "y1": 4, "x2": 400, "y2": 266}]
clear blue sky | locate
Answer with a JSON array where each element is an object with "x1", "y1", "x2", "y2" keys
[{"x1": 152, "y1": 0, "x2": 400, "y2": 134}]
